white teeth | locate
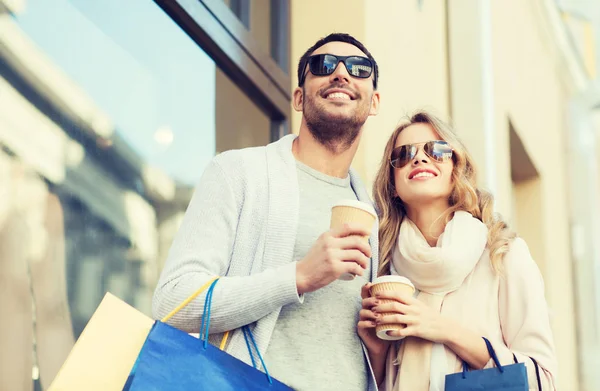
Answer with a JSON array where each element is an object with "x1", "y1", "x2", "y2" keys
[
  {"x1": 326, "y1": 92, "x2": 351, "y2": 100},
  {"x1": 412, "y1": 172, "x2": 435, "y2": 179}
]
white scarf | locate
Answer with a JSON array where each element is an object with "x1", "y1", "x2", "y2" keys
[{"x1": 388, "y1": 211, "x2": 488, "y2": 391}]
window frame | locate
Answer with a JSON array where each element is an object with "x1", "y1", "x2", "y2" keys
[{"x1": 154, "y1": 0, "x2": 291, "y2": 142}]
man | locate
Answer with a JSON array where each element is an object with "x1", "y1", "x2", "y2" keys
[{"x1": 153, "y1": 33, "x2": 381, "y2": 391}]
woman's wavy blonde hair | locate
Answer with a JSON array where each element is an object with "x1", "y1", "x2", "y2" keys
[{"x1": 373, "y1": 111, "x2": 516, "y2": 276}]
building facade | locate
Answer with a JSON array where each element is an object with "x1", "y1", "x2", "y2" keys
[
  {"x1": 0, "y1": 0, "x2": 598, "y2": 390},
  {"x1": 290, "y1": 1, "x2": 599, "y2": 390}
]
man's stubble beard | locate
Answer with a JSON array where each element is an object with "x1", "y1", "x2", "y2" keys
[{"x1": 302, "y1": 87, "x2": 371, "y2": 154}]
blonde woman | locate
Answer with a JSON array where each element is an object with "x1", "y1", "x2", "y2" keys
[{"x1": 357, "y1": 111, "x2": 557, "y2": 390}]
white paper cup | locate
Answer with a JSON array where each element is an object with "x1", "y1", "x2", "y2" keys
[
  {"x1": 330, "y1": 200, "x2": 377, "y2": 280},
  {"x1": 370, "y1": 276, "x2": 415, "y2": 340}
]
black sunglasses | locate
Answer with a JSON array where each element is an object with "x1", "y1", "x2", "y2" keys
[
  {"x1": 300, "y1": 54, "x2": 374, "y2": 85},
  {"x1": 390, "y1": 141, "x2": 453, "y2": 169}
]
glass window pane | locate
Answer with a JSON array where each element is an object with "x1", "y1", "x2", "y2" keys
[
  {"x1": 14, "y1": 0, "x2": 219, "y2": 186},
  {"x1": 0, "y1": 0, "x2": 270, "y2": 388},
  {"x1": 222, "y1": 0, "x2": 289, "y2": 70}
]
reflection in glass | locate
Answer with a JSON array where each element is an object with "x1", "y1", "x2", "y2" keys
[
  {"x1": 16, "y1": 0, "x2": 217, "y2": 186},
  {"x1": 0, "y1": 0, "x2": 270, "y2": 389}
]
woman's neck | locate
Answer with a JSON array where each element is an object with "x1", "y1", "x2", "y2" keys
[{"x1": 406, "y1": 202, "x2": 451, "y2": 247}]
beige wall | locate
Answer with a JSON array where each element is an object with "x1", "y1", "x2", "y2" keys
[
  {"x1": 250, "y1": 0, "x2": 271, "y2": 57},
  {"x1": 513, "y1": 177, "x2": 546, "y2": 273},
  {"x1": 446, "y1": 0, "x2": 492, "y2": 188},
  {"x1": 362, "y1": 0, "x2": 450, "y2": 186},
  {"x1": 290, "y1": 0, "x2": 582, "y2": 389},
  {"x1": 487, "y1": 2, "x2": 579, "y2": 388},
  {"x1": 215, "y1": 68, "x2": 270, "y2": 153}
]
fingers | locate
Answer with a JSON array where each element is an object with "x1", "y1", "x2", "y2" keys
[
  {"x1": 331, "y1": 222, "x2": 372, "y2": 239},
  {"x1": 373, "y1": 290, "x2": 415, "y2": 304},
  {"x1": 331, "y1": 223, "x2": 362, "y2": 237},
  {"x1": 343, "y1": 261, "x2": 365, "y2": 277},
  {"x1": 359, "y1": 319, "x2": 377, "y2": 330},
  {"x1": 359, "y1": 308, "x2": 377, "y2": 321},
  {"x1": 361, "y1": 296, "x2": 379, "y2": 309},
  {"x1": 338, "y1": 249, "x2": 370, "y2": 270},
  {"x1": 361, "y1": 283, "x2": 373, "y2": 299},
  {"x1": 357, "y1": 320, "x2": 377, "y2": 330},
  {"x1": 335, "y1": 234, "x2": 372, "y2": 257},
  {"x1": 372, "y1": 302, "x2": 410, "y2": 315},
  {"x1": 376, "y1": 314, "x2": 412, "y2": 326},
  {"x1": 387, "y1": 326, "x2": 416, "y2": 338}
]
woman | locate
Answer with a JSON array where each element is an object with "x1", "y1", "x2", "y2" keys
[{"x1": 357, "y1": 111, "x2": 557, "y2": 390}]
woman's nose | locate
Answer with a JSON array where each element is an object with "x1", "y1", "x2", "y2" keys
[{"x1": 412, "y1": 146, "x2": 430, "y2": 165}]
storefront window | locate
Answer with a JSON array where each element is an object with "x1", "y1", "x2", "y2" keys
[{"x1": 0, "y1": 0, "x2": 270, "y2": 389}]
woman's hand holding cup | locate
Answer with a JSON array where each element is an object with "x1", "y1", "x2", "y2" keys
[
  {"x1": 368, "y1": 276, "x2": 416, "y2": 341},
  {"x1": 372, "y1": 288, "x2": 448, "y2": 344},
  {"x1": 357, "y1": 283, "x2": 392, "y2": 356}
]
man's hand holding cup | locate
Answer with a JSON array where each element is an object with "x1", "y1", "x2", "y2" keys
[{"x1": 296, "y1": 200, "x2": 376, "y2": 294}]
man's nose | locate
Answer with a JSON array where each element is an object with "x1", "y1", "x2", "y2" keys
[{"x1": 328, "y1": 61, "x2": 350, "y2": 84}]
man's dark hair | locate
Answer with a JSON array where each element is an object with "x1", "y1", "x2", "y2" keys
[{"x1": 297, "y1": 33, "x2": 379, "y2": 90}]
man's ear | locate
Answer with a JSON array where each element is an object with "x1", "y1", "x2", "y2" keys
[
  {"x1": 293, "y1": 87, "x2": 304, "y2": 112},
  {"x1": 369, "y1": 91, "x2": 381, "y2": 116}
]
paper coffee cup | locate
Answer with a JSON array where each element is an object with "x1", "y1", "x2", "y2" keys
[
  {"x1": 330, "y1": 200, "x2": 377, "y2": 280},
  {"x1": 370, "y1": 275, "x2": 415, "y2": 340}
]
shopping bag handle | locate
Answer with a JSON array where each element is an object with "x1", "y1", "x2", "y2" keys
[
  {"x1": 160, "y1": 277, "x2": 230, "y2": 349},
  {"x1": 512, "y1": 354, "x2": 543, "y2": 391},
  {"x1": 460, "y1": 337, "x2": 543, "y2": 390},
  {"x1": 161, "y1": 277, "x2": 219, "y2": 323},
  {"x1": 201, "y1": 279, "x2": 274, "y2": 385},
  {"x1": 460, "y1": 337, "x2": 504, "y2": 378},
  {"x1": 159, "y1": 277, "x2": 274, "y2": 384},
  {"x1": 529, "y1": 356, "x2": 543, "y2": 391}
]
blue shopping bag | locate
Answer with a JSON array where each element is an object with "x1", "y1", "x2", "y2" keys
[
  {"x1": 445, "y1": 337, "x2": 529, "y2": 391},
  {"x1": 123, "y1": 278, "x2": 292, "y2": 390}
]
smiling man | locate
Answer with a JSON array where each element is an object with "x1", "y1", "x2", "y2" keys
[{"x1": 153, "y1": 33, "x2": 381, "y2": 391}]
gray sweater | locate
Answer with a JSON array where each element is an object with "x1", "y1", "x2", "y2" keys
[{"x1": 152, "y1": 134, "x2": 379, "y2": 389}]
